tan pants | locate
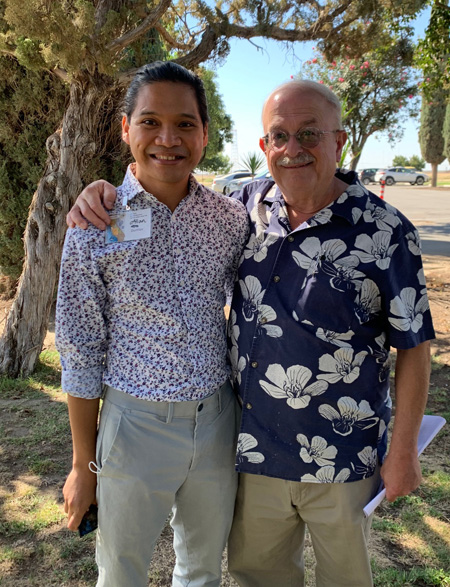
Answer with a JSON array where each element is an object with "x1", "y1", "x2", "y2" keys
[{"x1": 228, "y1": 470, "x2": 380, "y2": 587}]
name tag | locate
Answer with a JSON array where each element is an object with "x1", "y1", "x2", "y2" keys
[{"x1": 105, "y1": 209, "x2": 152, "y2": 244}]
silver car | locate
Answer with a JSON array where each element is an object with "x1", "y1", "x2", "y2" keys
[
  {"x1": 374, "y1": 167, "x2": 429, "y2": 186},
  {"x1": 211, "y1": 170, "x2": 253, "y2": 194},
  {"x1": 225, "y1": 169, "x2": 272, "y2": 194}
]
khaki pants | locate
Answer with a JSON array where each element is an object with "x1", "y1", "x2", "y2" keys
[
  {"x1": 228, "y1": 470, "x2": 380, "y2": 587},
  {"x1": 94, "y1": 381, "x2": 239, "y2": 587}
]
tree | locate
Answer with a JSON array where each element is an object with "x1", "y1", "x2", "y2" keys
[
  {"x1": 392, "y1": 155, "x2": 426, "y2": 170},
  {"x1": 0, "y1": 57, "x2": 67, "y2": 283},
  {"x1": 419, "y1": 89, "x2": 446, "y2": 186},
  {"x1": 443, "y1": 101, "x2": 450, "y2": 162},
  {"x1": 0, "y1": 0, "x2": 428, "y2": 377},
  {"x1": 415, "y1": 0, "x2": 450, "y2": 98},
  {"x1": 240, "y1": 152, "x2": 266, "y2": 176},
  {"x1": 408, "y1": 155, "x2": 426, "y2": 170},
  {"x1": 197, "y1": 68, "x2": 233, "y2": 173},
  {"x1": 392, "y1": 155, "x2": 409, "y2": 167},
  {"x1": 302, "y1": 39, "x2": 420, "y2": 170}
]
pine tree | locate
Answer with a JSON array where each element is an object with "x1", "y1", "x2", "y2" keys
[
  {"x1": 443, "y1": 101, "x2": 450, "y2": 163},
  {"x1": 419, "y1": 90, "x2": 446, "y2": 186}
]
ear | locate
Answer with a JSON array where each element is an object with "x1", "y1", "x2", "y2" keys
[
  {"x1": 203, "y1": 122, "x2": 209, "y2": 149},
  {"x1": 335, "y1": 130, "x2": 348, "y2": 162},
  {"x1": 259, "y1": 137, "x2": 267, "y2": 153},
  {"x1": 122, "y1": 115, "x2": 130, "y2": 145}
]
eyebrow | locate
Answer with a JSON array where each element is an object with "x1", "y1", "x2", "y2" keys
[
  {"x1": 136, "y1": 110, "x2": 199, "y2": 120},
  {"x1": 268, "y1": 118, "x2": 318, "y2": 132}
]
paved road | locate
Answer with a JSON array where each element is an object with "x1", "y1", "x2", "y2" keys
[{"x1": 368, "y1": 184, "x2": 450, "y2": 257}]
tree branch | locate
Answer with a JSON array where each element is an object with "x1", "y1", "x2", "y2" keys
[
  {"x1": 106, "y1": 0, "x2": 172, "y2": 54},
  {"x1": 155, "y1": 23, "x2": 195, "y2": 50}
]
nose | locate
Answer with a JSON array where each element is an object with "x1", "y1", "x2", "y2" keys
[
  {"x1": 284, "y1": 134, "x2": 304, "y2": 157},
  {"x1": 154, "y1": 126, "x2": 182, "y2": 147}
]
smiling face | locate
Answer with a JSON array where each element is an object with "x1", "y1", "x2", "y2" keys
[
  {"x1": 260, "y1": 85, "x2": 347, "y2": 209},
  {"x1": 122, "y1": 81, "x2": 208, "y2": 200}
]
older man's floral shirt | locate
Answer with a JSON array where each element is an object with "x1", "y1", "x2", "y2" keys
[
  {"x1": 229, "y1": 169, "x2": 435, "y2": 483},
  {"x1": 56, "y1": 165, "x2": 249, "y2": 401}
]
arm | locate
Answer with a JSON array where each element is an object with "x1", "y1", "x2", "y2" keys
[
  {"x1": 63, "y1": 395, "x2": 100, "y2": 531},
  {"x1": 66, "y1": 180, "x2": 117, "y2": 230},
  {"x1": 380, "y1": 340, "x2": 430, "y2": 502},
  {"x1": 56, "y1": 228, "x2": 108, "y2": 529}
]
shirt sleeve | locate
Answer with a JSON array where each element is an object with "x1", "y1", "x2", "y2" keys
[
  {"x1": 383, "y1": 226, "x2": 435, "y2": 349},
  {"x1": 56, "y1": 227, "x2": 108, "y2": 398},
  {"x1": 224, "y1": 203, "x2": 250, "y2": 305}
]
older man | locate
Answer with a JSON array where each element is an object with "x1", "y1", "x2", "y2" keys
[
  {"x1": 68, "y1": 80, "x2": 434, "y2": 587},
  {"x1": 226, "y1": 80, "x2": 434, "y2": 587}
]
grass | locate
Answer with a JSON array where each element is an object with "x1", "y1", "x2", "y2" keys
[{"x1": 0, "y1": 350, "x2": 449, "y2": 586}]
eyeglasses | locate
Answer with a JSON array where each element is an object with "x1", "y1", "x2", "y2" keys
[{"x1": 263, "y1": 127, "x2": 342, "y2": 150}]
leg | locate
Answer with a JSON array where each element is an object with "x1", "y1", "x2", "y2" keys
[
  {"x1": 95, "y1": 392, "x2": 193, "y2": 587},
  {"x1": 228, "y1": 473, "x2": 306, "y2": 587},
  {"x1": 171, "y1": 382, "x2": 239, "y2": 587},
  {"x1": 298, "y1": 471, "x2": 380, "y2": 587}
]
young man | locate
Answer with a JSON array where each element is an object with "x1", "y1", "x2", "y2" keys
[{"x1": 56, "y1": 61, "x2": 249, "y2": 587}]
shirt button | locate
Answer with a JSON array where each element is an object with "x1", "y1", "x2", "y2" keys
[
  {"x1": 273, "y1": 275, "x2": 281, "y2": 283},
  {"x1": 179, "y1": 280, "x2": 185, "y2": 286},
  {"x1": 251, "y1": 361, "x2": 258, "y2": 368},
  {"x1": 288, "y1": 235, "x2": 294, "y2": 242},
  {"x1": 198, "y1": 403, "x2": 203, "y2": 412},
  {"x1": 246, "y1": 403, "x2": 253, "y2": 410}
]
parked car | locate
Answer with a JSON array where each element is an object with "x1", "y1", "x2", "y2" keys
[
  {"x1": 358, "y1": 168, "x2": 379, "y2": 185},
  {"x1": 374, "y1": 167, "x2": 429, "y2": 186},
  {"x1": 211, "y1": 170, "x2": 253, "y2": 194},
  {"x1": 225, "y1": 169, "x2": 272, "y2": 194}
]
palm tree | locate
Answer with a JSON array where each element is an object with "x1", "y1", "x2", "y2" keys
[{"x1": 240, "y1": 152, "x2": 266, "y2": 177}]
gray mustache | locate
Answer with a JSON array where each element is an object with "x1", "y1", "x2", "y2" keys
[{"x1": 276, "y1": 155, "x2": 314, "y2": 166}]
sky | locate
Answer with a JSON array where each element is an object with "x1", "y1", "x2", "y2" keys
[{"x1": 210, "y1": 7, "x2": 448, "y2": 172}]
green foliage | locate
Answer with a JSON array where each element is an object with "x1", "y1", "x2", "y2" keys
[
  {"x1": 240, "y1": 151, "x2": 265, "y2": 176},
  {"x1": 415, "y1": 1, "x2": 450, "y2": 97},
  {"x1": 419, "y1": 89, "x2": 447, "y2": 165},
  {"x1": 0, "y1": 56, "x2": 67, "y2": 280},
  {"x1": 302, "y1": 40, "x2": 420, "y2": 170},
  {"x1": 392, "y1": 154, "x2": 426, "y2": 169},
  {"x1": 197, "y1": 68, "x2": 233, "y2": 173},
  {"x1": 444, "y1": 102, "x2": 450, "y2": 162}
]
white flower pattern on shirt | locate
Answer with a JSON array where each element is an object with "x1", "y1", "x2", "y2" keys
[
  {"x1": 318, "y1": 397, "x2": 379, "y2": 436},
  {"x1": 297, "y1": 434, "x2": 337, "y2": 466},
  {"x1": 260, "y1": 364, "x2": 328, "y2": 409},
  {"x1": 229, "y1": 170, "x2": 434, "y2": 484}
]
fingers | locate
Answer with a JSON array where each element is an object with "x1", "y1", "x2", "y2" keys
[
  {"x1": 63, "y1": 468, "x2": 97, "y2": 532},
  {"x1": 67, "y1": 207, "x2": 88, "y2": 230},
  {"x1": 67, "y1": 505, "x2": 90, "y2": 532},
  {"x1": 66, "y1": 180, "x2": 117, "y2": 230}
]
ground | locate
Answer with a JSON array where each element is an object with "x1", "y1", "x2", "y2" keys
[{"x1": 0, "y1": 256, "x2": 449, "y2": 586}]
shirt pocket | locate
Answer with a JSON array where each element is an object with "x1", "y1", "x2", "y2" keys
[{"x1": 294, "y1": 262, "x2": 364, "y2": 333}]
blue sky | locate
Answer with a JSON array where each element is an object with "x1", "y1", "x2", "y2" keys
[{"x1": 210, "y1": 7, "x2": 448, "y2": 172}]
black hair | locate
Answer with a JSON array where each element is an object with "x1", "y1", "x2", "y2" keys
[{"x1": 123, "y1": 61, "x2": 209, "y2": 127}]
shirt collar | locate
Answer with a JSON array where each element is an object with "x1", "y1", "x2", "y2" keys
[
  {"x1": 120, "y1": 163, "x2": 199, "y2": 208},
  {"x1": 260, "y1": 169, "x2": 369, "y2": 227}
]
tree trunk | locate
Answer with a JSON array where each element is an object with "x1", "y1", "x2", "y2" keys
[
  {"x1": 0, "y1": 71, "x2": 119, "y2": 377},
  {"x1": 431, "y1": 162, "x2": 438, "y2": 187}
]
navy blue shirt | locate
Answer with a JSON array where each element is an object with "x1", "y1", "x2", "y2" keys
[{"x1": 229, "y1": 169, "x2": 435, "y2": 484}]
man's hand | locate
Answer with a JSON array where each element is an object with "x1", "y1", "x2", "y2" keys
[
  {"x1": 67, "y1": 180, "x2": 117, "y2": 230},
  {"x1": 380, "y1": 450, "x2": 422, "y2": 502},
  {"x1": 63, "y1": 466, "x2": 98, "y2": 531},
  {"x1": 381, "y1": 342, "x2": 430, "y2": 503}
]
